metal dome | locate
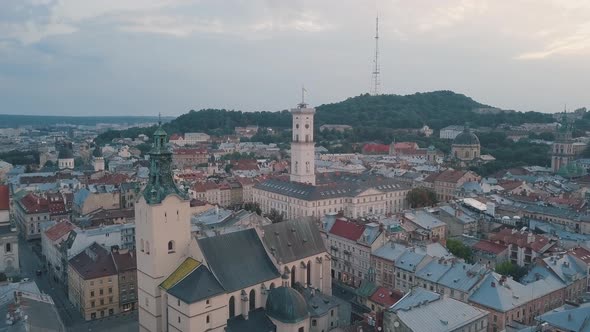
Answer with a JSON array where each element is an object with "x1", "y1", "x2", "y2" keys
[
  {"x1": 265, "y1": 286, "x2": 309, "y2": 324},
  {"x1": 58, "y1": 147, "x2": 74, "y2": 159},
  {"x1": 453, "y1": 127, "x2": 480, "y2": 146}
]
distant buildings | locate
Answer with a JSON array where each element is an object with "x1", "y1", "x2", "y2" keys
[
  {"x1": 169, "y1": 132, "x2": 210, "y2": 146},
  {"x1": 440, "y1": 125, "x2": 464, "y2": 140},
  {"x1": 319, "y1": 124, "x2": 352, "y2": 132}
]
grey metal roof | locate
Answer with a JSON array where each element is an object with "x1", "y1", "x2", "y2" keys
[
  {"x1": 394, "y1": 293, "x2": 489, "y2": 332},
  {"x1": 262, "y1": 219, "x2": 326, "y2": 265},
  {"x1": 254, "y1": 172, "x2": 410, "y2": 201},
  {"x1": 167, "y1": 265, "x2": 225, "y2": 304},
  {"x1": 394, "y1": 250, "x2": 428, "y2": 272},
  {"x1": 436, "y1": 262, "x2": 487, "y2": 293},
  {"x1": 226, "y1": 308, "x2": 276, "y2": 332},
  {"x1": 198, "y1": 229, "x2": 280, "y2": 292},
  {"x1": 415, "y1": 260, "x2": 452, "y2": 283},
  {"x1": 536, "y1": 302, "x2": 590, "y2": 332},
  {"x1": 390, "y1": 288, "x2": 440, "y2": 312}
]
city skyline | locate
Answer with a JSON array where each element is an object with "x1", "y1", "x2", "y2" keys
[{"x1": 0, "y1": 0, "x2": 589, "y2": 116}]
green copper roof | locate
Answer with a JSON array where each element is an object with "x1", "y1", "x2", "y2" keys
[
  {"x1": 453, "y1": 127, "x2": 480, "y2": 146},
  {"x1": 265, "y1": 287, "x2": 309, "y2": 324},
  {"x1": 160, "y1": 257, "x2": 200, "y2": 290},
  {"x1": 142, "y1": 124, "x2": 189, "y2": 204}
]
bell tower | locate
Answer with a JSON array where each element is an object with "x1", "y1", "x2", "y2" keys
[
  {"x1": 290, "y1": 89, "x2": 316, "y2": 185},
  {"x1": 136, "y1": 121, "x2": 191, "y2": 332},
  {"x1": 551, "y1": 112, "x2": 575, "y2": 173}
]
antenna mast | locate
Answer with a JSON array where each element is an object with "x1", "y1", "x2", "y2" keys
[{"x1": 371, "y1": 15, "x2": 381, "y2": 96}]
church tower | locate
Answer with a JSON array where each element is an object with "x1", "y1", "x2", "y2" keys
[
  {"x1": 551, "y1": 114, "x2": 575, "y2": 173},
  {"x1": 92, "y1": 146, "x2": 105, "y2": 172},
  {"x1": 290, "y1": 98, "x2": 316, "y2": 185},
  {"x1": 136, "y1": 123, "x2": 191, "y2": 332}
]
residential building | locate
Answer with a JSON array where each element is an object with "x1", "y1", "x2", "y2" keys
[
  {"x1": 111, "y1": 247, "x2": 137, "y2": 312},
  {"x1": 172, "y1": 148, "x2": 208, "y2": 168},
  {"x1": 401, "y1": 210, "x2": 447, "y2": 244},
  {"x1": 384, "y1": 288, "x2": 489, "y2": 332},
  {"x1": 42, "y1": 221, "x2": 75, "y2": 283},
  {"x1": 415, "y1": 259, "x2": 488, "y2": 302},
  {"x1": 471, "y1": 240, "x2": 509, "y2": 269},
  {"x1": 535, "y1": 302, "x2": 590, "y2": 331},
  {"x1": 73, "y1": 184, "x2": 120, "y2": 216},
  {"x1": 424, "y1": 170, "x2": 481, "y2": 202},
  {"x1": 319, "y1": 124, "x2": 352, "y2": 132},
  {"x1": 68, "y1": 243, "x2": 120, "y2": 320},
  {"x1": 489, "y1": 229, "x2": 556, "y2": 267},
  {"x1": 394, "y1": 249, "x2": 432, "y2": 293},
  {"x1": 0, "y1": 185, "x2": 18, "y2": 275},
  {"x1": 2, "y1": 289, "x2": 65, "y2": 331},
  {"x1": 14, "y1": 192, "x2": 70, "y2": 240},
  {"x1": 324, "y1": 219, "x2": 385, "y2": 287}
]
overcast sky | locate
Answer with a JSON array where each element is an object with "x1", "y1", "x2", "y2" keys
[{"x1": 0, "y1": 0, "x2": 589, "y2": 116}]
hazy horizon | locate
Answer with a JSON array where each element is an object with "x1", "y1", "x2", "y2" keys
[{"x1": 1, "y1": 1, "x2": 588, "y2": 116}]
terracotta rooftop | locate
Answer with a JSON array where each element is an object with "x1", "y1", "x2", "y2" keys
[
  {"x1": 435, "y1": 169, "x2": 470, "y2": 183},
  {"x1": 44, "y1": 221, "x2": 75, "y2": 242},
  {"x1": 489, "y1": 229, "x2": 554, "y2": 253},
  {"x1": 569, "y1": 247, "x2": 590, "y2": 264},
  {"x1": 472, "y1": 240, "x2": 508, "y2": 254},
  {"x1": 369, "y1": 287, "x2": 404, "y2": 308},
  {"x1": 329, "y1": 219, "x2": 366, "y2": 241},
  {"x1": 363, "y1": 143, "x2": 390, "y2": 154}
]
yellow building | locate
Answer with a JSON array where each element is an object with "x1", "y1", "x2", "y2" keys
[{"x1": 68, "y1": 243, "x2": 120, "y2": 320}]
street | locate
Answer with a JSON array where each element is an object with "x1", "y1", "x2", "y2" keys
[{"x1": 18, "y1": 238, "x2": 138, "y2": 331}]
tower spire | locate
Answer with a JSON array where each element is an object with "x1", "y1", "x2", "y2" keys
[
  {"x1": 298, "y1": 85, "x2": 308, "y2": 108},
  {"x1": 371, "y1": 15, "x2": 381, "y2": 96}
]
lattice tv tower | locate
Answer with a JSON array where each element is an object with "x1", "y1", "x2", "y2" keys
[{"x1": 371, "y1": 15, "x2": 381, "y2": 96}]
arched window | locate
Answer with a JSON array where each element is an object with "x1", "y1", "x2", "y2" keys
[
  {"x1": 206, "y1": 315, "x2": 210, "y2": 324},
  {"x1": 249, "y1": 289, "x2": 256, "y2": 311},
  {"x1": 228, "y1": 296, "x2": 235, "y2": 318},
  {"x1": 5, "y1": 243, "x2": 11, "y2": 253},
  {"x1": 465, "y1": 151, "x2": 470, "y2": 158},
  {"x1": 291, "y1": 266, "x2": 296, "y2": 287},
  {"x1": 140, "y1": 239, "x2": 145, "y2": 252},
  {"x1": 145, "y1": 241, "x2": 150, "y2": 255},
  {"x1": 307, "y1": 261, "x2": 311, "y2": 286},
  {"x1": 270, "y1": 283, "x2": 275, "y2": 289},
  {"x1": 305, "y1": 134, "x2": 309, "y2": 142},
  {"x1": 295, "y1": 134, "x2": 299, "y2": 142},
  {"x1": 168, "y1": 241, "x2": 175, "y2": 253}
]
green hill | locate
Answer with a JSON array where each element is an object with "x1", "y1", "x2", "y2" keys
[{"x1": 95, "y1": 91, "x2": 554, "y2": 145}]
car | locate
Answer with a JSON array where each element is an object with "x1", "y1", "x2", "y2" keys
[{"x1": 35, "y1": 270, "x2": 42, "y2": 276}]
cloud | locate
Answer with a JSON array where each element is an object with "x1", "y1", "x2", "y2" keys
[{"x1": 119, "y1": 15, "x2": 224, "y2": 37}]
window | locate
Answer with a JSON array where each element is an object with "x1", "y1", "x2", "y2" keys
[
  {"x1": 145, "y1": 298, "x2": 149, "y2": 307},
  {"x1": 298, "y1": 328, "x2": 304, "y2": 332},
  {"x1": 91, "y1": 300, "x2": 95, "y2": 308},
  {"x1": 249, "y1": 289, "x2": 256, "y2": 311},
  {"x1": 100, "y1": 299, "x2": 104, "y2": 305},
  {"x1": 206, "y1": 315, "x2": 210, "y2": 323},
  {"x1": 331, "y1": 310, "x2": 334, "y2": 317},
  {"x1": 100, "y1": 289, "x2": 104, "y2": 296},
  {"x1": 206, "y1": 299, "x2": 210, "y2": 305},
  {"x1": 109, "y1": 308, "x2": 114, "y2": 315},
  {"x1": 108, "y1": 287, "x2": 112, "y2": 294},
  {"x1": 177, "y1": 299, "x2": 181, "y2": 306},
  {"x1": 5, "y1": 243, "x2": 11, "y2": 253},
  {"x1": 228, "y1": 296, "x2": 235, "y2": 318},
  {"x1": 178, "y1": 316, "x2": 181, "y2": 323},
  {"x1": 91, "y1": 291, "x2": 95, "y2": 297},
  {"x1": 168, "y1": 241, "x2": 175, "y2": 253},
  {"x1": 312, "y1": 320, "x2": 317, "y2": 326},
  {"x1": 109, "y1": 297, "x2": 113, "y2": 304}
]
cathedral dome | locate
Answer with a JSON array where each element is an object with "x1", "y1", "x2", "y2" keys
[
  {"x1": 453, "y1": 128, "x2": 480, "y2": 146},
  {"x1": 58, "y1": 147, "x2": 74, "y2": 159},
  {"x1": 265, "y1": 286, "x2": 309, "y2": 324}
]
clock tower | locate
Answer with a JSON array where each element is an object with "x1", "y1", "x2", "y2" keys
[{"x1": 290, "y1": 98, "x2": 316, "y2": 186}]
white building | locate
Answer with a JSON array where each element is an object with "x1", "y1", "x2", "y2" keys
[
  {"x1": 439, "y1": 125, "x2": 464, "y2": 140},
  {"x1": 184, "y1": 132, "x2": 210, "y2": 145},
  {"x1": 254, "y1": 102, "x2": 410, "y2": 220}
]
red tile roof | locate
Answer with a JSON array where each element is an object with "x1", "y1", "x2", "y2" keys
[
  {"x1": 0, "y1": 185, "x2": 8, "y2": 210},
  {"x1": 489, "y1": 229, "x2": 553, "y2": 252},
  {"x1": 435, "y1": 169, "x2": 470, "y2": 183},
  {"x1": 44, "y1": 221, "x2": 75, "y2": 242},
  {"x1": 329, "y1": 219, "x2": 366, "y2": 241},
  {"x1": 369, "y1": 287, "x2": 404, "y2": 307},
  {"x1": 569, "y1": 247, "x2": 590, "y2": 264},
  {"x1": 169, "y1": 133, "x2": 183, "y2": 140},
  {"x1": 362, "y1": 144, "x2": 390, "y2": 154},
  {"x1": 473, "y1": 240, "x2": 508, "y2": 254},
  {"x1": 111, "y1": 249, "x2": 137, "y2": 272}
]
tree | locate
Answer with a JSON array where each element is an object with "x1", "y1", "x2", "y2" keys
[
  {"x1": 406, "y1": 188, "x2": 438, "y2": 208},
  {"x1": 446, "y1": 239, "x2": 473, "y2": 263},
  {"x1": 495, "y1": 261, "x2": 528, "y2": 281},
  {"x1": 243, "y1": 202, "x2": 262, "y2": 215},
  {"x1": 266, "y1": 208, "x2": 285, "y2": 224}
]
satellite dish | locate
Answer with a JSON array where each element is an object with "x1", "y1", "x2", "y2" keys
[{"x1": 394, "y1": 321, "x2": 400, "y2": 327}]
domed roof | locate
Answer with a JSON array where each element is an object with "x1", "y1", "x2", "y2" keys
[
  {"x1": 265, "y1": 287, "x2": 309, "y2": 324},
  {"x1": 58, "y1": 147, "x2": 74, "y2": 159},
  {"x1": 453, "y1": 127, "x2": 480, "y2": 146}
]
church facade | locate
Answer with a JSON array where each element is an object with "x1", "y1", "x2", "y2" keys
[
  {"x1": 253, "y1": 103, "x2": 410, "y2": 220},
  {"x1": 136, "y1": 122, "x2": 349, "y2": 332}
]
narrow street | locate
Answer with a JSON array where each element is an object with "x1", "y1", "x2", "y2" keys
[{"x1": 19, "y1": 238, "x2": 138, "y2": 331}]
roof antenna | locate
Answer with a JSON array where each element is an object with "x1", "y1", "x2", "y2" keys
[{"x1": 298, "y1": 85, "x2": 308, "y2": 108}]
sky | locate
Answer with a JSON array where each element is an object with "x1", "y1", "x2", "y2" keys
[{"x1": 0, "y1": 0, "x2": 589, "y2": 116}]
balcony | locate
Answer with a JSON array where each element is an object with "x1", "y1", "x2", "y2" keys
[{"x1": 343, "y1": 250, "x2": 351, "y2": 255}]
